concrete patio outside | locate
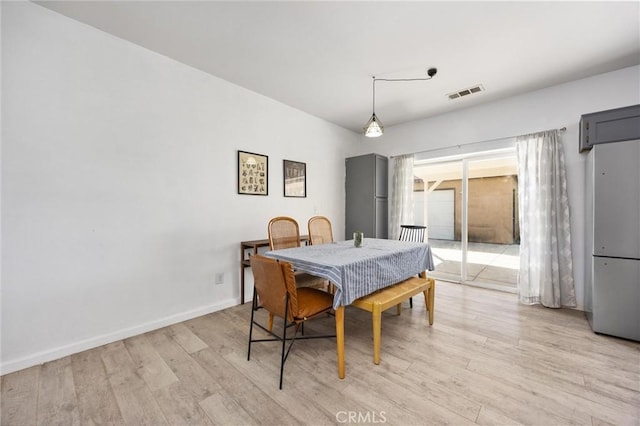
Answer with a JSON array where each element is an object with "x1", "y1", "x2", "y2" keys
[{"x1": 428, "y1": 239, "x2": 519, "y2": 291}]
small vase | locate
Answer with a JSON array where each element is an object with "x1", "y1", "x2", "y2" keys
[{"x1": 353, "y1": 232, "x2": 363, "y2": 248}]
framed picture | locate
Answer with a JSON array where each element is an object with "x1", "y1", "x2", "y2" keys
[
  {"x1": 283, "y1": 159, "x2": 306, "y2": 198},
  {"x1": 238, "y1": 150, "x2": 268, "y2": 195}
]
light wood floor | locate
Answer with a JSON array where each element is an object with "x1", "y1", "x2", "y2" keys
[{"x1": 2, "y1": 281, "x2": 639, "y2": 425}]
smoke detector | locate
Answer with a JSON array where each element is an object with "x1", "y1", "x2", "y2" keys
[{"x1": 447, "y1": 84, "x2": 484, "y2": 100}]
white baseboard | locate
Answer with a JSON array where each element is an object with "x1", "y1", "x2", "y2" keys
[
  {"x1": 0, "y1": 297, "x2": 239, "y2": 376},
  {"x1": 570, "y1": 302, "x2": 585, "y2": 312}
]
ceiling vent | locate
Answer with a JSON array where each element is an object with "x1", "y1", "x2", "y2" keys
[{"x1": 447, "y1": 84, "x2": 484, "y2": 100}]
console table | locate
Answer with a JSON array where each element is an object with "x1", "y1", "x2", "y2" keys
[{"x1": 239, "y1": 236, "x2": 309, "y2": 304}]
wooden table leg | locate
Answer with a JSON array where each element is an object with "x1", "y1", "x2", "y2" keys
[
  {"x1": 419, "y1": 272, "x2": 435, "y2": 325},
  {"x1": 240, "y1": 245, "x2": 245, "y2": 305},
  {"x1": 428, "y1": 280, "x2": 435, "y2": 325},
  {"x1": 335, "y1": 305, "x2": 345, "y2": 379},
  {"x1": 372, "y1": 303, "x2": 382, "y2": 365},
  {"x1": 422, "y1": 289, "x2": 430, "y2": 320}
]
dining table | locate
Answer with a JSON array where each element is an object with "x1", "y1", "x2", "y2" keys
[{"x1": 265, "y1": 237, "x2": 434, "y2": 379}]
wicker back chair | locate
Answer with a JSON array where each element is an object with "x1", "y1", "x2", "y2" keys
[
  {"x1": 268, "y1": 216, "x2": 302, "y2": 250},
  {"x1": 308, "y1": 216, "x2": 334, "y2": 245},
  {"x1": 267, "y1": 216, "x2": 327, "y2": 291}
]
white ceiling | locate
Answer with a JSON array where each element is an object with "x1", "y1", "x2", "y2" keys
[{"x1": 36, "y1": 1, "x2": 640, "y2": 134}]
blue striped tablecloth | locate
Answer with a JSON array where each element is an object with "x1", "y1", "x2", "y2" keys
[{"x1": 265, "y1": 238, "x2": 434, "y2": 309}]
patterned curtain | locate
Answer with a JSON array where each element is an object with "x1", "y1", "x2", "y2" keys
[
  {"x1": 516, "y1": 130, "x2": 577, "y2": 307},
  {"x1": 389, "y1": 154, "x2": 414, "y2": 240}
]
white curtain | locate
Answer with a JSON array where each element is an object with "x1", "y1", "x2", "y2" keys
[
  {"x1": 516, "y1": 130, "x2": 577, "y2": 308},
  {"x1": 389, "y1": 154, "x2": 414, "y2": 240}
]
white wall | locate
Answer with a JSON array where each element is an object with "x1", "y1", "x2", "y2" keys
[
  {"x1": 354, "y1": 65, "x2": 640, "y2": 311},
  {"x1": 0, "y1": 2, "x2": 359, "y2": 374}
]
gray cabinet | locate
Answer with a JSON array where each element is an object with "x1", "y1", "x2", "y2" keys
[
  {"x1": 579, "y1": 104, "x2": 640, "y2": 152},
  {"x1": 345, "y1": 153, "x2": 388, "y2": 240},
  {"x1": 592, "y1": 140, "x2": 640, "y2": 259},
  {"x1": 591, "y1": 257, "x2": 640, "y2": 341},
  {"x1": 584, "y1": 138, "x2": 640, "y2": 341}
]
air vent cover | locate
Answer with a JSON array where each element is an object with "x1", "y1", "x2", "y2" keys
[{"x1": 447, "y1": 84, "x2": 484, "y2": 100}]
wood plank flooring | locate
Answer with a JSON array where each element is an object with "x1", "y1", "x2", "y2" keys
[{"x1": 2, "y1": 281, "x2": 639, "y2": 425}]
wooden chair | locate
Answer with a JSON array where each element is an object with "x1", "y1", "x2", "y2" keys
[
  {"x1": 308, "y1": 215, "x2": 334, "y2": 245},
  {"x1": 268, "y1": 216, "x2": 302, "y2": 250},
  {"x1": 268, "y1": 216, "x2": 327, "y2": 291},
  {"x1": 308, "y1": 216, "x2": 335, "y2": 293},
  {"x1": 248, "y1": 255, "x2": 334, "y2": 389},
  {"x1": 399, "y1": 225, "x2": 427, "y2": 308}
]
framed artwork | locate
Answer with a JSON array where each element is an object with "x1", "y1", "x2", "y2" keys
[
  {"x1": 238, "y1": 150, "x2": 268, "y2": 195},
  {"x1": 283, "y1": 159, "x2": 306, "y2": 198}
]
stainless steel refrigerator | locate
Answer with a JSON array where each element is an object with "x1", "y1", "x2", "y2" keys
[{"x1": 585, "y1": 139, "x2": 640, "y2": 341}]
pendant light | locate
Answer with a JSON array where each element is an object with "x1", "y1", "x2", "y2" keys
[
  {"x1": 364, "y1": 77, "x2": 383, "y2": 137},
  {"x1": 363, "y1": 68, "x2": 438, "y2": 138}
]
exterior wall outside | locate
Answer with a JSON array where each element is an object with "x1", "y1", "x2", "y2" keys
[
  {"x1": 467, "y1": 176, "x2": 519, "y2": 244},
  {"x1": 416, "y1": 176, "x2": 519, "y2": 244}
]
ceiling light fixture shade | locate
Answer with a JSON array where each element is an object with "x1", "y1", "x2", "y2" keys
[
  {"x1": 362, "y1": 67, "x2": 438, "y2": 138},
  {"x1": 364, "y1": 76, "x2": 382, "y2": 138},
  {"x1": 364, "y1": 113, "x2": 383, "y2": 137}
]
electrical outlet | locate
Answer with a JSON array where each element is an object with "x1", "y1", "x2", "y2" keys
[{"x1": 215, "y1": 272, "x2": 224, "y2": 285}]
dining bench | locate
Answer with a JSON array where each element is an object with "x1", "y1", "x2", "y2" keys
[{"x1": 351, "y1": 275, "x2": 435, "y2": 365}]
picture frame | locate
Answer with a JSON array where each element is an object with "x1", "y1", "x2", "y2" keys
[
  {"x1": 283, "y1": 159, "x2": 306, "y2": 198},
  {"x1": 238, "y1": 150, "x2": 268, "y2": 195}
]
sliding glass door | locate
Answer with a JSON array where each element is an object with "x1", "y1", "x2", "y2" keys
[
  {"x1": 414, "y1": 160, "x2": 463, "y2": 282},
  {"x1": 414, "y1": 151, "x2": 519, "y2": 291}
]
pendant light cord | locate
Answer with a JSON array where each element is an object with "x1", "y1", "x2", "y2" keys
[
  {"x1": 365, "y1": 68, "x2": 437, "y2": 136},
  {"x1": 372, "y1": 77, "x2": 376, "y2": 115},
  {"x1": 371, "y1": 70, "x2": 437, "y2": 115},
  {"x1": 374, "y1": 76, "x2": 436, "y2": 83}
]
